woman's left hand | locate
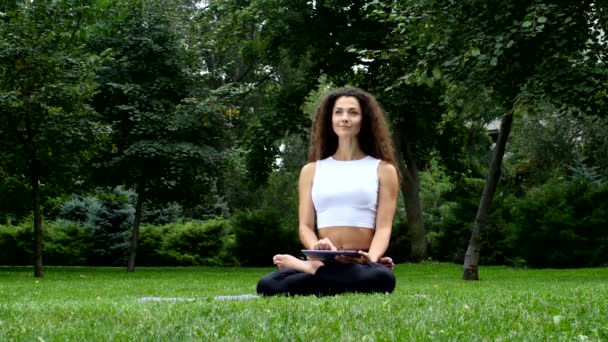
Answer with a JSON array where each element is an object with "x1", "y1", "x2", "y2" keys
[{"x1": 335, "y1": 250, "x2": 372, "y2": 264}]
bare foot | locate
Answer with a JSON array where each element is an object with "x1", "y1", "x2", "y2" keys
[{"x1": 273, "y1": 254, "x2": 322, "y2": 274}]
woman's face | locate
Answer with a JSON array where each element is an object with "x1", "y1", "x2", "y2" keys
[{"x1": 332, "y1": 96, "x2": 362, "y2": 137}]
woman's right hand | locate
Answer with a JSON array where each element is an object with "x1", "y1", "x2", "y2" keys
[
  {"x1": 313, "y1": 238, "x2": 337, "y2": 250},
  {"x1": 378, "y1": 257, "x2": 395, "y2": 270}
]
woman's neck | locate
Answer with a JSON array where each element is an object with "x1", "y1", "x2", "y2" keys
[{"x1": 333, "y1": 139, "x2": 365, "y2": 161}]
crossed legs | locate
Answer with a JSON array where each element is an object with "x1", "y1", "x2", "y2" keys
[{"x1": 257, "y1": 259, "x2": 396, "y2": 296}]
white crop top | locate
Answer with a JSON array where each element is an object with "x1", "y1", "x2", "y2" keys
[{"x1": 311, "y1": 155, "x2": 381, "y2": 229}]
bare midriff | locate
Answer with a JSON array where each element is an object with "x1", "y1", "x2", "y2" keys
[{"x1": 317, "y1": 226, "x2": 374, "y2": 250}]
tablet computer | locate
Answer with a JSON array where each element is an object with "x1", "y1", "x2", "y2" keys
[{"x1": 301, "y1": 249, "x2": 360, "y2": 261}]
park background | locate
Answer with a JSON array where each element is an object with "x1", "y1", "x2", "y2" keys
[{"x1": 1, "y1": 0, "x2": 607, "y2": 277}]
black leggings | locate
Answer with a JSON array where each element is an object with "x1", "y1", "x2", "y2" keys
[{"x1": 256, "y1": 262, "x2": 396, "y2": 296}]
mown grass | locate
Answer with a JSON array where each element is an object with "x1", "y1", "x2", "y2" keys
[{"x1": 1, "y1": 263, "x2": 607, "y2": 341}]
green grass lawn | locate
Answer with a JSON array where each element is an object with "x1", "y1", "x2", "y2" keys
[{"x1": 1, "y1": 263, "x2": 607, "y2": 341}]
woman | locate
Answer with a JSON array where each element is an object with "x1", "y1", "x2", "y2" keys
[{"x1": 256, "y1": 87, "x2": 399, "y2": 296}]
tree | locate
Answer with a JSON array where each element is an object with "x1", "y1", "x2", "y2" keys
[
  {"x1": 89, "y1": 0, "x2": 226, "y2": 272},
  {"x1": 377, "y1": 0, "x2": 607, "y2": 279},
  {"x1": 0, "y1": 0, "x2": 109, "y2": 277},
  {"x1": 506, "y1": 112, "x2": 608, "y2": 188},
  {"x1": 208, "y1": 0, "x2": 318, "y2": 188}
]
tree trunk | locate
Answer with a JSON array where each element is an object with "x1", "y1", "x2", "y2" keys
[
  {"x1": 463, "y1": 113, "x2": 514, "y2": 280},
  {"x1": 393, "y1": 127, "x2": 427, "y2": 261},
  {"x1": 31, "y1": 159, "x2": 43, "y2": 278},
  {"x1": 127, "y1": 186, "x2": 144, "y2": 272}
]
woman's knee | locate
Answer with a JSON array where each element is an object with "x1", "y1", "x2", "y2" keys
[
  {"x1": 366, "y1": 263, "x2": 396, "y2": 293},
  {"x1": 256, "y1": 273, "x2": 282, "y2": 296}
]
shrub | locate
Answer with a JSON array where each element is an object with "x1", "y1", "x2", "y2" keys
[
  {"x1": 0, "y1": 219, "x2": 93, "y2": 266},
  {"x1": 157, "y1": 219, "x2": 235, "y2": 266},
  {"x1": 0, "y1": 222, "x2": 33, "y2": 265},
  {"x1": 43, "y1": 220, "x2": 92, "y2": 266},
  {"x1": 425, "y1": 176, "x2": 514, "y2": 265},
  {"x1": 57, "y1": 188, "x2": 133, "y2": 266},
  {"x1": 0, "y1": 176, "x2": 30, "y2": 223},
  {"x1": 141, "y1": 202, "x2": 184, "y2": 225},
  {"x1": 231, "y1": 208, "x2": 299, "y2": 266},
  {"x1": 510, "y1": 177, "x2": 608, "y2": 268},
  {"x1": 137, "y1": 224, "x2": 173, "y2": 266}
]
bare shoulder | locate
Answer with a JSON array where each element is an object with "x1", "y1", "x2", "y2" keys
[
  {"x1": 378, "y1": 161, "x2": 398, "y2": 184},
  {"x1": 299, "y1": 162, "x2": 317, "y2": 182},
  {"x1": 378, "y1": 161, "x2": 397, "y2": 177}
]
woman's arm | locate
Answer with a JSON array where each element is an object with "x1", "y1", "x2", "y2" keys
[
  {"x1": 298, "y1": 162, "x2": 319, "y2": 250},
  {"x1": 367, "y1": 161, "x2": 399, "y2": 262}
]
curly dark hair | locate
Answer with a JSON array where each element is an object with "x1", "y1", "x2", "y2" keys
[{"x1": 309, "y1": 87, "x2": 398, "y2": 168}]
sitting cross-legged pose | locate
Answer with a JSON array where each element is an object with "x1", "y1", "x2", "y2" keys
[{"x1": 256, "y1": 87, "x2": 400, "y2": 296}]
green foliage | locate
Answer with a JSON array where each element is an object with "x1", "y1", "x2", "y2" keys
[
  {"x1": 0, "y1": 217, "x2": 237, "y2": 266},
  {"x1": 510, "y1": 176, "x2": 608, "y2": 268},
  {"x1": 0, "y1": 222, "x2": 33, "y2": 265},
  {"x1": 423, "y1": 172, "x2": 517, "y2": 265},
  {"x1": 223, "y1": 168, "x2": 301, "y2": 265},
  {"x1": 374, "y1": 0, "x2": 607, "y2": 118},
  {"x1": 141, "y1": 202, "x2": 185, "y2": 226},
  {"x1": 0, "y1": 0, "x2": 110, "y2": 191},
  {"x1": 426, "y1": 181, "x2": 483, "y2": 264},
  {"x1": 0, "y1": 1, "x2": 111, "y2": 272},
  {"x1": 135, "y1": 224, "x2": 173, "y2": 266},
  {"x1": 196, "y1": 0, "x2": 319, "y2": 187},
  {"x1": 58, "y1": 189, "x2": 134, "y2": 266},
  {"x1": 0, "y1": 218, "x2": 97, "y2": 266},
  {"x1": 89, "y1": 0, "x2": 225, "y2": 206},
  {"x1": 159, "y1": 219, "x2": 235, "y2": 266},
  {"x1": 231, "y1": 208, "x2": 299, "y2": 266},
  {"x1": 0, "y1": 175, "x2": 30, "y2": 223},
  {"x1": 507, "y1": 113, "x2": 608, "y2": 188},
  {"x1": 43, "y1": 221, "x2": 92, "y2": 266},
  {"x1": 256, "y1": 171, "x2": 300, "y2": 230},
  {"x1": 54, "y1": 186, "x2": 225, "y2": 265}
]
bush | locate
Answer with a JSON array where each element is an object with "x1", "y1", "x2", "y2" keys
[
  {"x1": 0, "y1": 219, "x2": 93, "y2": 266},
  {"x1": 142, "y1": 202, "x2": 185, "y2": 225},
  {"x1": 137, "y1": 224, "x2": 173, "y2": 266},
  {"x1": 231, "y1": 208, "x2": 299, "y2": 266},
  {"x1": 43, "y1": 220, "x2": 92, "y2": 266},
  {"x1": 0, "y1": 222, "x2": 33, "y2": 265},
  {"x1": 510, "y1": 177, "x2": 608, "y2": 268},
  {"x1": 159, "y1": 219, "x2": 235, "y2": 266},
  {"x1": 0, "y1": 218, "x2": 237, "y2": 266},
  {"x1": 58, "y1": 188, "x2": 133, "y2": 266},
  {"x1": 425, "y1": 176, "x2": 515, "y2": 265},
  {"x1": 0, "y1": 176, "x2": 31, "y2": 223}
]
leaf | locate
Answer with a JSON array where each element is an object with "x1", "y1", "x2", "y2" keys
[
  {"x1": 432, "y1": 68, "x2": 442, "y2": 79},
  {"x1": 537, "y1": 16, "x2": 547, "y2": 24},
  {"x1": 522, "y1": 21, "x2": 532, "y2": 28},
  {"x1": 490, "y1": 57, "x2": 498, "y2": 66}
]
